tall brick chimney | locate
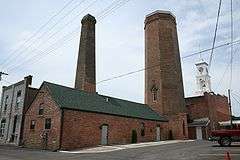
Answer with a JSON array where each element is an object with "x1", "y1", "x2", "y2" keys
[
  {"x1": 144, "y1": 11, "x2": 188, "y2": 139},
  {"x1": 75, "y1": 14, "x2": 96, "y2": 93}
]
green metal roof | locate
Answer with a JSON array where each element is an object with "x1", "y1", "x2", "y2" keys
[{"x1": 43, "y1": 81, "x2": 168, "y2": 122}]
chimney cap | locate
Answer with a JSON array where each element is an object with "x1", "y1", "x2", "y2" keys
[
  {"x1": 81, "y1": 14, "x2": 96, "y2": 24},
  {"x1": 146, "y1": 10, "x2": 176, "y2": 19}
]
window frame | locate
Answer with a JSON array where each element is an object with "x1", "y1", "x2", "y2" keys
[
  {"x1": 16, "y1": 90, "x2": 22, "y2": 108},
  {"x1": 4, "y1": 96, "x2": 9, "y2": 112},
  {"x1": 45, "y1": 118, "x2": 51, "y2": 130},
  {"x1": 0, "y1": 119, "x2": 6, "y2": 137},
  {"x1": 30, "y1": 120, "x2": 36, "y2": 130},
  {"x1": 152, "y1": 91, "x2": 157, "y2": 102},
  {"x1": 38, "y1": 104, "x2": 44, "y2": 115}
]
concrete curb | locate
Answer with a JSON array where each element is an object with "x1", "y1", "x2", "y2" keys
[{"x1": 60, "y1": 140, "x2": 195, "y2": 154}]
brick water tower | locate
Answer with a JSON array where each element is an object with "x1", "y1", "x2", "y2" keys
[{"x1": 144, "y1": 10, "x2": 188, "y2": 139}]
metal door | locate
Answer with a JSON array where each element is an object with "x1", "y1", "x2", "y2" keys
[
  {"x1": 156, "y1": 126, "x2": 161, "y2": 141},
  {"x1": 101, "y1": 125, "x2": 108, "y2": 145},
  {"x1": 196, "y1": 127, "x2": 203, "y2": 140}
]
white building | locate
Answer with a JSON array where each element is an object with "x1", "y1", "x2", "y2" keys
[
  {"x1": 0, "y1": 75, "x2": 38, "y2": 145},
  {"x1": 195, "y1": 59, "x2": 212, "y2": 95}
]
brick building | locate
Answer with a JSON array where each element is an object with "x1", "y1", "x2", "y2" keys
[
  {"x1": 144, "y1": 10, "x2": 188, "y2": 139},
  {"x1": 185, "y1": 58, "x2": 230, "y2": 140},
  {"x1": 186, "y1": 92, "x2": 230, "y2": 140},
  {"x1": 22, "y1": 14, "x2": 168, "y2": 151},
  {"x1": 0, "y1": 75, "x2": 38, "y2": 145},
  {"x1": 23, "y1": 82, "x2": 167, "y2": 150}
]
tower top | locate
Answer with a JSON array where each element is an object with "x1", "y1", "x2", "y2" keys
[
  {"x1": 195, "y1": 59, "x2": 208, "y2": 66},
  {"x1": 81, "y1": 14, "x2": 96, "y2": 24},
  {"x1": 195, "y1": 59, "x2": 211, "y2": 95},
  {"x1": 146, "y1": 10, "x2": 176, "y2": 19},
  {"x1": 145, "y1": 10, "x2": 176, "y2": 26}
]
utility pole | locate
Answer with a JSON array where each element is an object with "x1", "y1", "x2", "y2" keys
[
  {"x1": 228, "y1": 89, "x2": 233, "y2": 128},
  {"x1": 0, "y1": 72, "x2": 8, "y2": 81}
]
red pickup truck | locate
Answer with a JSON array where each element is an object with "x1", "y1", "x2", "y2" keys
[{"x1": 209, "y1": 129, "x2": 240, "y2": 146}]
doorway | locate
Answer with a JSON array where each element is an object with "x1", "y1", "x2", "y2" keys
[
  {"x1": 196, "y1": 127, "x2": 203, "y2": 140},
  {"x1": 156, "y1": 126, "x2": 161, "y2": 141},
  {"x1": 101, "y1": 125, "x2": 108, "y2": 145}
]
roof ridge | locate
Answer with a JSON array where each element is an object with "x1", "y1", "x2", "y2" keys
[{"x1": 43, "y1": 81, "x2": 98, "y2": 95}]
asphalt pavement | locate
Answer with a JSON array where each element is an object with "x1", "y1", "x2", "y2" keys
[{"x1": 0, "y1": 140, "x2": 239, "y2": 160}]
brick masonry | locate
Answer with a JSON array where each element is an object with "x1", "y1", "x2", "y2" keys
[
  {"x1": 74, "y1": 14, "x2": 96, "y2": 93},
  {"x1": 23, "y1": 85, "x2": 168, "y2": 151},
  {"x1": 61, "y1": 109, "x2": 168, "y2": 150},
  {"x1": 23, "y1": 85, "x2": 62, "y2": 151},
  {"x1": 144, "y1": 11, "x2": 188, "y2": 139},
  {"x1": 186, "y1": 92, "x2": 230, "y2": 139}
]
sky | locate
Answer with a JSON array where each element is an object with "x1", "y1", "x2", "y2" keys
[{"x1": 0, "y1": 0, "x2": 239, "y2": 116}]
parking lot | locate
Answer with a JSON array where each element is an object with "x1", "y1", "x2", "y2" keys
[{"x1": 0, "y1": 140, "x2": 239, "y2": 160}]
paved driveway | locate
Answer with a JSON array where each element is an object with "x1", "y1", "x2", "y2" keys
[{"x1": 0, "y1": 140, "x2": 239, "y2": 160}]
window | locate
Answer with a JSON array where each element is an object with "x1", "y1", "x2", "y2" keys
[
  {"x1": 0, "y1": 119, "x2": 6, "y2": 137},
  {"x1": 141, "y1": 122, "x2": 145, "y2": 136},
  {"x1": 152, "y1": 91, "x2": 157, "y2": 102},
  {"x1": 30, "y1": 120, "x2": 36, "y2": 130},
  {"x1": 45, "y1": 118, "x2": 51, "y2": 129},
  {"x1": 38, "y1": 104, "x2": 44, "y2": 115},
  {"x1": 16, "y1": 90, "x2": 22, "y2": 108},
  {"x1": 4, "y1": 96, "x2": 8, "y2": 112},
  {"x1": 151, "y1": 84, "x2": 158, "y2": 102}
]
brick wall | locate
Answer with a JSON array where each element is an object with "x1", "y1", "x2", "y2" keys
[
  {"x1": 186, "y1": 96, "x2": 209, "y2": 120},
  {"x1": 144, "y1": 11, "x2": 186, "y2": 116},
  {"x1": 23, "y1": 85, "x2": 168, "y2": 150},
  {"x1": 23, "y1": 85, "x2": 61, "y2": 151},
  {"x1": 61, "y1": 109, "x2": 168, "y2": 150},
  {"x1": 168, "y1": 113, "x2": 188, "y2": 139},
  {"x1": 186, "y1": 92, "x2": 230, "y2": 130}
]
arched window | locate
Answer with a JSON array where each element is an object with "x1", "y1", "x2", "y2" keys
[
  {"x1": 152, "y1": 91, "x2": 157, "y2": 102},
  {"x1": 141, "y1": 122, "x2": 145, "y2": 136},
  {"x1": 151, "y1": 84, "x2": 158, "y2": 102},
  {"x1": 0, "y1": 119, "x2": 6, "y2": 137}
]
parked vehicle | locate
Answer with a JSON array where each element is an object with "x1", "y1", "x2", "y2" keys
[{"x1": 209, "y1": 129, "x2": 240, "y2": 146}]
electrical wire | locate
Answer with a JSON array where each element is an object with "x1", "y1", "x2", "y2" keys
[
  {"x1": 6, "y1": 0, "x2": 132, "y2": 73},
  {"x1": 208, "y1": 0, "x2": 222, "y2": 71},
  {"x1": 0, "y1": 0, "x2": 76, "y2": 68},
  {"x1": 229, "y1": 0, "x2": 234, "y2": 90}
]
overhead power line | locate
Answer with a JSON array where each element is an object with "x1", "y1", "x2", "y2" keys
[
  {"x1": 97, "y1": 39, "x2": 240, "y2": 85},
  {"x1": 182, "y1": 39, "x2": 240, "y2": 59},
  {"x1": 2, "y1": 0, "x2": 87, "y2": 69},
  {"x1": 232, "y1": 94, "x2": 240, "y2": 107},
  {"x1": 0, "y1": 0, "x2": 76, "y2": 68},
  {"x1": 215, "y1": 46, "x2": 239, "y2": 92},
  {"x1": 1, "y1": 79, "x2": 12, "y2": 85},
  {"x1": 229, "y1": 0, "x2": 234, "y2": 90},
  {"x1": 97, "y1": 0, "x2": 130, "y2": 20},
  {"x1": 208, "y1": 0, "x2": 222, "y2": 71},
  {"x1": 6, "y1": 0, "x2": 132, "y2": 73},
  {"x1": 4, "y1": 0, "x2": 99, "y2": 71}
]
